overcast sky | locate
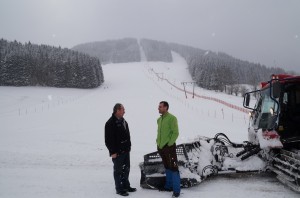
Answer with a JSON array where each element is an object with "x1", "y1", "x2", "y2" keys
[{"x1": 0, "y1": 0, "x2": 299, "y2": 72}]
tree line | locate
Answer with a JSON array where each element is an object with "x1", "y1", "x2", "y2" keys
[
  {"x1": 0, "y1": 38, "x2": 104, "y2": 88},
  {"x1": 168, "y1": 42, "x2": 285, "y2": 92}
]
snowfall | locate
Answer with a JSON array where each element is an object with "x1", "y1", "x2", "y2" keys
[{"x1": 0, "y1": 52, "x2": 298, "y2": 198}]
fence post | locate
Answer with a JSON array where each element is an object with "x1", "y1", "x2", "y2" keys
[{"x1": 221, "y1": 109, "x2": 224, "y2": 119}]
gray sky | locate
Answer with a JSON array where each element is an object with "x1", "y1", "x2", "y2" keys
[{"x1": 0, "y1": 0, "x2": 299, "y2": 72}]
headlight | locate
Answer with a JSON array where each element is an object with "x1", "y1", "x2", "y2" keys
[{"x1": 270, "y1": 107, "x2": 274, "y2": 115}]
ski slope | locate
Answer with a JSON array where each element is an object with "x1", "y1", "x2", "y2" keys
[{"x1": 0, "y1": 52, "x2": 298, "y2": 198}]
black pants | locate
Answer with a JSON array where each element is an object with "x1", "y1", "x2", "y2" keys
[
  {"x1": 158, "y1": 144, "x2": 179, "y2": 171},
  {"x1": 112, "y1": 152, "x2": 130, "y2": 192}
]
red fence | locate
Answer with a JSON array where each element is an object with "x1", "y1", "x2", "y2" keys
[{"x1": 152, "y1": 71, "x2": 249, "y2": 114}]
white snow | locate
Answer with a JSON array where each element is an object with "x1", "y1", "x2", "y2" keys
[
  {"x1": 194, "y1": 139, "x2": 215, "y2": 177},
  {"x1": 179, "y1": 166, "x2": 201, "y2": 181},
  {"x1": 223, "y1": 156, "x2": 266, "y2": 172},
  {"x1": 0, "y1": 52, "x2": 298, "y2": 197}
]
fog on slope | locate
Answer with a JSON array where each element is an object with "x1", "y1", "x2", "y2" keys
[{"x1": 0, "y1": 0, "x2": 299, "y2": 72}]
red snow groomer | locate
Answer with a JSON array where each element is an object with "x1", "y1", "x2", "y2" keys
[{"x1": 140, "y1": 74, "x2": 300, "y2": 192}]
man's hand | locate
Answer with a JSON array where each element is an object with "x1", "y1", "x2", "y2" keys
[{"x1": 111, "y1": 153, "x2": 117, "y2": 158}]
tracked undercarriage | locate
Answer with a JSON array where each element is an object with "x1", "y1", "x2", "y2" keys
[{"x1": 269, "y1": 149, "x2": 300, "y2": 192}]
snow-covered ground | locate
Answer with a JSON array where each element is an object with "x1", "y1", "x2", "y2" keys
[{"x1": 0, "y1": 53, "x2": 298, "y2": 197}]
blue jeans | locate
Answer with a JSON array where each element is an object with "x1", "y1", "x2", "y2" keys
[{"x1": 112, "y1": 152, "x2": 131, "y2": 192}]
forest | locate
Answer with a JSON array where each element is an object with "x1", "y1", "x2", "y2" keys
[{"x1": 0, "y1": 39, "x2": 104, "y2": 88}]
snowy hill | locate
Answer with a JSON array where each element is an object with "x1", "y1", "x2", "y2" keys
[{"x1": 0, "y1": 52, "x2": 298, "y2": 198}]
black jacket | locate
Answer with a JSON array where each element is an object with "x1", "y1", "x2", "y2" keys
[{"x1": 105, "y1": 114, "x2": 131, "y2": 156}]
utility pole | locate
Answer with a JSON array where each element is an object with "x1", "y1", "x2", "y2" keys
[{"x1": 181, "y1": 81, "x2": 196, "y2": 98}]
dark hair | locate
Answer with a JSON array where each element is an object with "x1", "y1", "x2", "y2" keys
[
  {"x1": 160, "y1": 101, "x2": 169, "y2": 110},
  {"x1": 113, "y1": 103, "x2": 123, "y2": 114}
]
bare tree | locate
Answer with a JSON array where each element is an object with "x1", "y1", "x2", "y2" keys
[
  {"x1": 240, "y1": 86, "x2": 248, "y2": 96},
  {"x1": 233, "y1": 85, "x2": 240, "y2": 96}
]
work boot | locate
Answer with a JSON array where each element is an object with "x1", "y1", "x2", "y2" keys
[
  {"x1": 116, "y1": 190, "x2": 129, "y2": 196},
  {"x1": 172, "y1": 192, "x2": 180, "y2": 197},
  {"x1": 125, "y1": 187, "x2": 137, "y2": 192}
]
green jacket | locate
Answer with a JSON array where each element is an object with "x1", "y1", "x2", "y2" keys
[{"x1": 156, "y1": 112, "x2": 179, "y2": 149}]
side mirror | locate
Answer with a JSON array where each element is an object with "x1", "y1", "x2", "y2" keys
[
  {"x1": 243, "y1": 90, "x2": 259, "y2": 110},
  {"x1": 245, "y1": 93, "x2": 250, "y2": 107},
  {"x1": 272, "y1": 81, "x2": 281, "y2": 98}
]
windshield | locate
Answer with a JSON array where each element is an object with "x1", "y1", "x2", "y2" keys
[{"x1": 260, "y1": 88, "x2": 279, "y2": 114}]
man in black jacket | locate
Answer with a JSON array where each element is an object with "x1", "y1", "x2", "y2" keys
[{"x1": 105, "y1": 103, "x2": 136, "y2": 196}]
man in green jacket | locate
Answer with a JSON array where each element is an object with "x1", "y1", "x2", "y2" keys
[{"x1": 157, "y1": 101, "x2": 180, "y2": 198}]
